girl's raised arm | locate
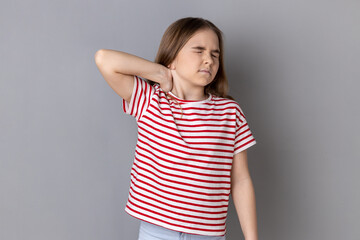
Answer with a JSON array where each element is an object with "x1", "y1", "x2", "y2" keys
[{"x1": 94, "y1": 49, "x2": 172, "y2": 102}]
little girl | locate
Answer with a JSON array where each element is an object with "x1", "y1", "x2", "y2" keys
[{"x1": 95, "y1": 17, "x2": 258, "y2": 240}]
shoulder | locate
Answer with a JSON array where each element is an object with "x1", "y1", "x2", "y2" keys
[
  {"x1": 134, "y1": 75, "x2": 161, "y2": 94},
  {"x1": 212, "y1": 95, "x2": 248, "y2": 125},
  {"x1": 212, "y1": 94, "x2": 241, "y2": 110}
]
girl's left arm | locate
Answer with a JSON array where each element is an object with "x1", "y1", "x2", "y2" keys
[{"x1": 230, "y1": 150, "x2": 259, "y2": 240}]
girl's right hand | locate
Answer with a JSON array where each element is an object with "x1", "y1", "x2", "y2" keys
[{"x1": 159, "y1": 67, "x2": 173, "y2": 93}]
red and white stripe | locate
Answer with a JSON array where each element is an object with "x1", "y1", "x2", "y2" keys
[{"x1": 121, "y1": 76, "x2": 256, "y2": 236}]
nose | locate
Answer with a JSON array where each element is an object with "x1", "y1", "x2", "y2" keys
[{"x1": 203, "y1": 52, "x2": 213, "y2": 65}]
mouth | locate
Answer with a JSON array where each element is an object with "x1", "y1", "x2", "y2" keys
[{"x1": 199, "y1": 69, "x2": 211, "y2": 75}]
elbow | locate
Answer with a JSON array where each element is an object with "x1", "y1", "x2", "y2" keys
[{"x1": 94, "y1": 49, "x2": 107, "y2": 66}]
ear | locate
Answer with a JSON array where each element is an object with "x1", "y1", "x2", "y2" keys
[{"x1": 167, "y1": 61, "x2": 176, "y2": 70}]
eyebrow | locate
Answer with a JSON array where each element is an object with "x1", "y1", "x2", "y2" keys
[{"x1": 191, "y1": 46, "x2": 220, "y2": 54}]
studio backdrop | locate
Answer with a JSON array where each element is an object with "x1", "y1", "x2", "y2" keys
[{"x1": 1, "y1": 0, "x2": 359, "y2": 239}]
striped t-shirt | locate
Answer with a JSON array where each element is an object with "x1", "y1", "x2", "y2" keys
[{"x1": 121, "y1": 75, "x2": 257, "y2": 236}]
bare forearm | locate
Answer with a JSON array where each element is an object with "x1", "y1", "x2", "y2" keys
[
  {"x1": 231, "y1": 178, "x2": 258, "y2": 240},
  {"x1": 95, "y1": 49, "x2": 167, "y2": 84}
]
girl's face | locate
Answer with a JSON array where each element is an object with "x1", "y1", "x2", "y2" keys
[{"x1": 168, "y1": 28, "x2": 220, "y2": 89}]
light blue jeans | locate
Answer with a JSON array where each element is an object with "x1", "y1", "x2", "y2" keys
[{"x1": 138, "y1": 220, "x2": 226, "y2": 240}]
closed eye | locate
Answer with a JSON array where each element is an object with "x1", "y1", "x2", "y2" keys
[{"x1": 196, "y1": 51, "x2": 219, "y2": 58}]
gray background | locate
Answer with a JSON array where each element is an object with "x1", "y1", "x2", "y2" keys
[{"x1": 1, "y1": 0, "x2": 359, "y2": 239}]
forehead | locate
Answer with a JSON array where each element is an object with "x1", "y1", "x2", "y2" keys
[{"x1": 185, "y1": 29, "x2": 219, "y2": 49}]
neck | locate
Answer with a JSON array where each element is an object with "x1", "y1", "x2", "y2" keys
[{"x1": 171, "y1": 77, "x2": 208, "y2": 101}]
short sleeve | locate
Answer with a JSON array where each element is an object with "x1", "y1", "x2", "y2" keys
[
  {"x1": 122, "y1": 75, "x2": 155, "y2": 121},
  {"x1": 234, "y1": 104, "x2": 257, "y2": 155}
]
